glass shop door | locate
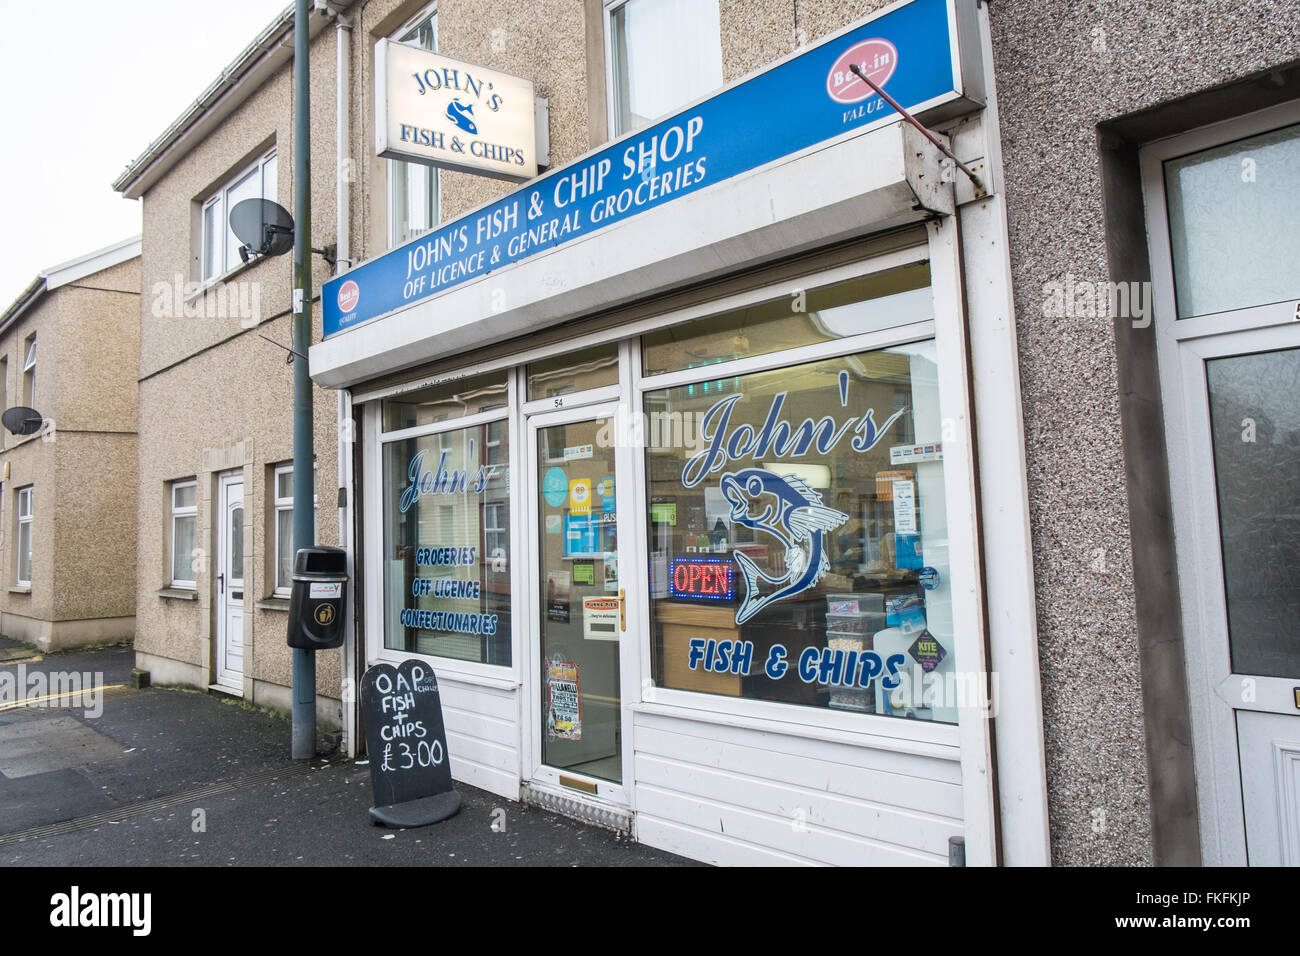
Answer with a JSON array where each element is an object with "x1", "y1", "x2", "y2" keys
[{"x1": 526, "y1": 400, "x2": 636, "y2": 804}]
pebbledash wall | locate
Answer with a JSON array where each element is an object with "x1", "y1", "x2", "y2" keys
[
  {"x1": 0, "y1": 240, "x2": 141, "y2": 652},
  {"x1": 988, "y1": 0, "x2": 1300, "y2": 866},
  {"x1": 113, "y1": 8, "x2": 345, "y2": 721}
]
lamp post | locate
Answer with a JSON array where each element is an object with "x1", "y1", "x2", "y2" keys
[{"x1": 291, "y1": 0, "x2": 316, "y2": 760}]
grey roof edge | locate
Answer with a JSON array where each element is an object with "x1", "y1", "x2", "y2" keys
[{"x1": 0, "y1": 235, "x2": 143, "y2": 335}]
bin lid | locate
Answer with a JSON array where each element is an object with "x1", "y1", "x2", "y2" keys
[{"x1": 293, "y1": 546, "x2": 347, "y2": 576}]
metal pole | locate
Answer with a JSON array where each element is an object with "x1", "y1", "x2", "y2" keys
[{"x1": 291, "y1": 0, "x2": 316, "y2": 759}]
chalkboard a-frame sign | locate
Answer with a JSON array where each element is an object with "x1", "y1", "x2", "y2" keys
[{"x1": 360, "y1": 659, "x2": 461, "y2": 827}]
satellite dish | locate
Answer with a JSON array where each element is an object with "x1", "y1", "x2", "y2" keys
[
  {"x1": 2, "y1": 406, "x2": 44, "y2": 436},
  {"x1": 230, "y1": 198, "x2": 295, "y2": 261}
]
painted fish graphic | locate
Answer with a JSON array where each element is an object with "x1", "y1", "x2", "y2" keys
[
  {"x1": 720, "y1": 468, "x2": 849, "y2": 625},
  {"x1": 445, "y1": 98, "x2": 477, "y2": 134}
]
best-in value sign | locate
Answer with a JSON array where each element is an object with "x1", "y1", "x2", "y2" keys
[
  {"x1": 376, "y1": 39, "x2": 538, "y2": 181},
  {"x1": 326, "y1": 0, "x2": 971, "y2": 338}
]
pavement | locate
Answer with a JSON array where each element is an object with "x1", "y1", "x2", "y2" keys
[{"x1": 0, "y1": 643, "x2": 692, "y2": 867}]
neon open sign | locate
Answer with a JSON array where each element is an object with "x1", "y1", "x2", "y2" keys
[{"x1": 669, "y1": 557, "x2": 735, "y2": 602}]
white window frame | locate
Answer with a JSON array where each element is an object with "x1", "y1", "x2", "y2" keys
[
  {"x1": 15, "y1": 486, "x2": 32, "y2": 588},
  {"x1": 170, "y1": 479, "x2": 197, "y2": 589},
  {"x1": 387, "y1": 2, "x2": 440, "y2": 249},
  {"x1": 273, "y1": 462, "x2": 319, "y2": 597},
  {"x1": 603, "y1": 0, "x2": 723, "y2": 140},
  {"x1": 22, "y1": 334, "x2": 35, "y2": 409},
  {"x1": 200, "y1": 148, "x2": 278, "y2": 284}
]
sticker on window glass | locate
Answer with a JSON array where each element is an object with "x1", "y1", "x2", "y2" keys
[
  {"x1": 908, "y1": 630, "x2": 947, "y2": 672},
  {"x1": 543, "y1": 467, "x2": 568, "y2": 507},
  {"x1": 569, "y1": 478, "x2": 592, "y2": 515},
  {"x1": 582, "y1": 597, "x2": 620, "y2": 641},
  {"x1": 598, "y1": 476, "x2": 615, "y2": 513},
  {"x1": 546, "y1": 570, "x2": 570, "y2": 623}
]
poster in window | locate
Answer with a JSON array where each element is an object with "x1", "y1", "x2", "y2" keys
[{"x1": 546, "y1": 660, "x2": 581, "y2": 740}]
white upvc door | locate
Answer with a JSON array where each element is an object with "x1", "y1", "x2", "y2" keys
[
  {"x1": 1144, "y1": 99, "x2": 1300, "y2": 865},
  {"x1": 216, "y1": 472, "x2": 246, "y2": 692}
]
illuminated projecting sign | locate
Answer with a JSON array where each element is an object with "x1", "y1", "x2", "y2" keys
[
  {"x1": 669, "y1": 557, "x2": 735, "y2": 603},
  {"x1": 375, "y1": 39, "x2": 539, "y2": 182}
]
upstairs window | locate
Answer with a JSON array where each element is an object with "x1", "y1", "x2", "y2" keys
[
  {"x1": 200, "y1": 149, "x2": 278, "y2": 282},
  {"x1": 388, "y1": 4, "x2": 439, "y2": 248},
  {"x1": 22, "y1": 335, "x2": 35, "y2": 408},
  {"x1": 608, "y1": 0, "x2": 723, "y2": 137}
]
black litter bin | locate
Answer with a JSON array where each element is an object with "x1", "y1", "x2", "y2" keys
[{"x1": 287, "y1": 547, "x2": 348, "y2": 649}]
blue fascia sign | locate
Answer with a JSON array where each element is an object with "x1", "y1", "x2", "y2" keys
[{"x1": 323, "y1": 0, "x2": 977, "y2": 339}]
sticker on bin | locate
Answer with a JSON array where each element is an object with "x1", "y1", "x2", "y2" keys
[{"x1": 309, "y1": 582, "x2": 343, "y2": 599}]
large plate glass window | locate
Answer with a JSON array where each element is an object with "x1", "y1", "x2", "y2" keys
[
  {"x1": 380, "y1": 372, "x2": 511, "y2": 665},
  {"x1": 642, "y1": 273, "x2": 959, "y2": 723},
  {"x1": 608, "y1": 0, "x2": 722, "y2": 137}
]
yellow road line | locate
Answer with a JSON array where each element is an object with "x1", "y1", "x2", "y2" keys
[
  {"x1": 0, "y1": 684, "x2": 125, "y2": 713},
  {"x1": 0, "y1": 655, "x2": 44, "y2": 666}
]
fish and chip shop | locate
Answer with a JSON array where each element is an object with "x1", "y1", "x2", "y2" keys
[{"x1": 310, "y1": 0, "x2": 1045, "y2": 867}]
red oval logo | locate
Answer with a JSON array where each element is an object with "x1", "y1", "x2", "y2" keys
[
  {"x1": 337, "y1": 279, "x2": 359, "y2": 314},
  {"x1": 826, "y1": 39, "x2": 898, "y2": 104}
]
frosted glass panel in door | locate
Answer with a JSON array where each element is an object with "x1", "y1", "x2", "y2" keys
[{"x1": 1164, "y1": 122, "x2": 1300, "y2": 318}]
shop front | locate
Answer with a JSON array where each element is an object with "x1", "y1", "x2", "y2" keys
[{"x1": 311, "y1": 0, "x2": 1046, "y2": 866}]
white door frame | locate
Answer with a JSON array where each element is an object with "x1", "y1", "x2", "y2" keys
[
  {"x1": 1142, "y1": 97, "x2": 1300, "y2": 865},
  {"x1": 215, "y1": 470, "x2": 246, "y2": 693},
  {"x1": 522, "y1": 373, "x2": 643, "y2": 809}
]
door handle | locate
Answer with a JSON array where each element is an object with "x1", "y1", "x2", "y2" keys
[{"x1": 619, "y1": 588, "x2": 626, "y2": 632}]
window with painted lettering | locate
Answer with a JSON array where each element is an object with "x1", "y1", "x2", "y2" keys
[
  {"x1": 608, "y1": 0, "x2": 722, "y2": 137},
  {"x1": 381, "y1": 374, "x2": 510, "y2": 665},
  {"x1": 643, "y1": 335, "x2": 959, "y2": 723}
]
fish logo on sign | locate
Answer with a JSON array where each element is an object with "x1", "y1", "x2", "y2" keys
[
  {"x1": 720, "y1": 469, "x2": 848, "y2": 625},
  {"x1": 445, "y1": 98, "x2": 478, "y2": 134}
]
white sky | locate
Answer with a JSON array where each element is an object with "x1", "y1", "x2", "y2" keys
[{"x1": 0, "y1": 0, "x2": 290, "y2": 307}]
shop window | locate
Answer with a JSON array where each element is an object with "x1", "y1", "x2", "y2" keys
[
  {"x1": 15, "y1": 486, "x2": 32, "y2": 588},
  {"x1": 170, "y1": 480, "x2": 197, "y2": 588},
  {"x1": 526, "y1": 342, "x2": 620, "y2": 400},
  {"x1": 22, "y1": 334, "x2": 36, "y2": 408},
  {"x1": 643, "y1": 339, "x2": 958, "y2": 723},
  {"x1": 1163, "y1": 121, "x2": 1300, "y2": 318},
  {"x1": 200, "y1": 149, "x2": 277, "y2": 282},
  {"x1": 381, "y1": 415, "x2": 511, "y2": 665},
  {"x1": 273, "y1": 463, "x2": 318, "y2": 597},
  {"x1": 641, "y1": 263, "x2": 932, "y2": 376},
  {"x1": 388, "y1": 4, "x2": 439, "y2": 248},
  {"x1": 608, "y1": 0, "x2": 722, "y2": 137},
  {"x1": 381, "y1": 369, "x2": 508, "y2": 432}
]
